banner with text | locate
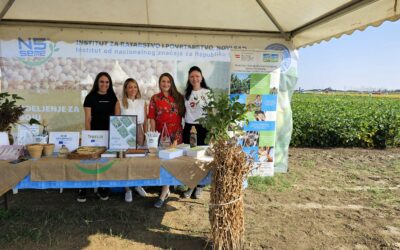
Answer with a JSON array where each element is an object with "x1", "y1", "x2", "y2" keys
[
  {"x1": 229, "y1": 49, "x2": 282, "y2": 176},
  {"x1": 0, "y1": 34, "x2": 297, "y2": 173},
  {"x1": 0, "y1": 38, "x2": 233, "y2": 131}
]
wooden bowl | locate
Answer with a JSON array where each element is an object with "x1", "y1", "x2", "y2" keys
[
  {"x1": 43, "y1": 143, "x2": 55, "y2": 156},
  {"x1": 27, "y1": 144, "x2": 43, "y2": 159}
]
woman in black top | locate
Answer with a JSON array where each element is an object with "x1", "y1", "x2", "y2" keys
[
  {"x1": 77, "y1": 72, "x2": 120, "y2": 203},
  {"x1": 84, "y1": 72, "x2": 120, "y2": 130}
]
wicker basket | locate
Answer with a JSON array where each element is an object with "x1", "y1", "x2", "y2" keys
[
  {"x1": 43, "y1": 143, "x2": 55, "y2": 156},
  {"x1": 27, "y1": 144, "x2": 43, "y2": 159}
]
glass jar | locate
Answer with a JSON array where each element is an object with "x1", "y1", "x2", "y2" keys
[
  {"x1": 58, "y1": 145, "x2": 69, "y2": 158},
  {"x1": 190, "y1": 126, "x2": 197, "y2": 148}
]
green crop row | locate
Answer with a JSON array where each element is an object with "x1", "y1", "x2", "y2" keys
[{"x1": 290, "y1": 93, "x2": 400, "y2": 148}]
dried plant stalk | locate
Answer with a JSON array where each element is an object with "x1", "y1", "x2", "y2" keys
[{"x1": 209, "y1": 139, "x2": 251, "y2": 250}]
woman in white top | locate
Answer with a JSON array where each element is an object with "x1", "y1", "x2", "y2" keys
[
  {"x1": 182, "y1": 66, "x2": 211, "y2": 199},
  {"x1": 120, "y1": 78, "x2": 148, "y2": 202}
]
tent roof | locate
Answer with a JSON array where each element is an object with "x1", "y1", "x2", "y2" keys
[{"x1": 0, "y1": 0, "x2": 399, "y2": 48}]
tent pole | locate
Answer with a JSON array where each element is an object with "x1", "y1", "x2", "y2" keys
[
  {"x1": 0, "y1": 0, "x2": 15, "y2": 21},
  {"x1": 255, "y1": 0, "x2": 291, "y2": 41},
  {"x1": 2, "y1": 191, "x2": 9, "y2": 210}
]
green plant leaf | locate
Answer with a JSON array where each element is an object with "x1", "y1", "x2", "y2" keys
[{"x1": 29, "y1": 118, "x2": 41, "y2": 126}]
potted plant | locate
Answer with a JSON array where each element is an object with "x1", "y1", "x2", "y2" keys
[
  {"x1": 0, "y1": 92, "x2": 26, "y2": 144},
  {"x1": 197, "y1": 92, "x2": 252, "y2": 250},
  {"x1": 0, "y1": 92, "x2": 40, "y2": 144}
]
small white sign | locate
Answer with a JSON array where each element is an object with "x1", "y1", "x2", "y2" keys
[
  {"x1": 81, "y1": 130, "x2": 109, "y2": 147},
  {"x1": 33, "y1": 135, "x2": 48, "y2": 144},
  {"x1": 0, "y1": 132, "x2": 9, "y2": 145},
  {"x1": 252, "y1": 162, "x2": 274, "y2": 176},
  {"x1": 49, "y1": 132, "x2": 80, "y2": 152},
  {"x1": 16, "y1": 124, "x2": 40, "y2": 145}
]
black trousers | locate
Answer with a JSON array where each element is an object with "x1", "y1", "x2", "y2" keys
[
  {"x1": 183, "y1": 123, "x2": 208, "y2": 188},
  {"x1": 182, "y1": 123, "x2": 208, "y2": 146}
]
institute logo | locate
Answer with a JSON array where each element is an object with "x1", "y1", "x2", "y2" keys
[
  {"x1": 262, "y1": 53, "x2": 280, "y2": 63},
  {"x1": 17, "y1": 37, "x2": 59, "y2": 67},
  {"x1": 265, "y1": 43, "x2": 291, "y2": 73}
]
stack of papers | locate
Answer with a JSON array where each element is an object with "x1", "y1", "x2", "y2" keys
[
  {"x1": 186, "y1": 146, "x2": 207, "y2": 158},
  {"x1": 101, "y1": 150, "x2": 117, "y2": 158},
  {"x1": 125, "y1": 149, "x2": 147, "y2": 158},
  {"x1": 176, "y1": 144, "x2": 190, "y2": 155},
  {"x1": 158, "y1": 148, "x2": 184, "y2": 159}
]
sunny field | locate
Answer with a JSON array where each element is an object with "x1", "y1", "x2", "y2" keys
[{"x1": 291, "y1": 93, "x2": 400, "y2": 148}]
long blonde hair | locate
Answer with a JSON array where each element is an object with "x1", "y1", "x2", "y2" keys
[{"x1": 122, "y1": 78, "x2": 142, "y2": 109}]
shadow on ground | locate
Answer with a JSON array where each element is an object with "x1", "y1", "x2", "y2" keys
[{"x1": 0, "y1": 188, "x2": 211, "y2": 250}]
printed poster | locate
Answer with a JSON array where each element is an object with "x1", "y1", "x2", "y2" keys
[
  {"x1": 0, "y1": 38, "x2": 232, "y2": 131},
  {"x1": 229, "y1": 49, "x2": 282, "y2": 176},
  {"x1": 109, "y1": 115, "x2": 137, "y2": 150}
]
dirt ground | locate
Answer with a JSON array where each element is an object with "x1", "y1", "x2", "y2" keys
[{"x1": 1, "y1": 148, "x2": 399, "y2": 250}]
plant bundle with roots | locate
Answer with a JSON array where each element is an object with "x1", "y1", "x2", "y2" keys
[{"x1": 209, "y1": 139, "x2": 251, "y2": 250}]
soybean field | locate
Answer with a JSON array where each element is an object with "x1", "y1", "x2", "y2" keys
[{"x1": 291, "y1": 93, "x2": 400, "y2": 148}]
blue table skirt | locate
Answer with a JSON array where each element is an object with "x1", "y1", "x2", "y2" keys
[{"x1": 16, "y1": 167, "x2": 212, "y2": 189}]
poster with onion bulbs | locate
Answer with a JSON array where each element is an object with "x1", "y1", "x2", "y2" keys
[{"x1": 0, "y1": 38, "x2": 232, "y2": 131}]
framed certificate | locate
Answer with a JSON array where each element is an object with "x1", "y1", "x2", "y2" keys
[{"x1": 108, "y1": 115, "x2": 137, "y2": 150}]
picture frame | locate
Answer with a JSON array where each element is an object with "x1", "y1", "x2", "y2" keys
[{"x1": 108, "y1": 115, "x2": 137, "y2": 150}]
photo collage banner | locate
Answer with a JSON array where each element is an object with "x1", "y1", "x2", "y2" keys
[{"x1": 229, "y1": 50, "x2": 282, "y2": 176}]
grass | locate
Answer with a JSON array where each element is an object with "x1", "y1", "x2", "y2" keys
[
  {"x1": 367, "y1": 187, "x2": 400, "y2": 207},
  {"x1": 0, "y1": 210, "x2": 50, "y2": 244},
  {"x1": 388, "y1": 159, "x2": 400, "y2": 174},
  {"x1": 1, "y1": 194, "x2": 208, "y2": 248},
  {"x1": 0, "y1": 207, "x2": 103, "y2": 245},
  {"x1": 300, "y1": 160, "x2": 316, "y2": 169},
  {"x1": 248, "y1": 173, "x2": 298, "y2": 192}
]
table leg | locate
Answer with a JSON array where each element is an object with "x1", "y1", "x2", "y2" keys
[{"x1": 3, "y1": 191, "x2": 9, "y2": 210}]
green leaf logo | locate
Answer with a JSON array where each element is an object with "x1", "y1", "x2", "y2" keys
[{"x1": 75, "y1": 160, "x2": 116, "y2": 175}]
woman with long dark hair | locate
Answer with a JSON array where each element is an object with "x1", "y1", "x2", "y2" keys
[
  {"x1": 84, "y1": 72, "x2": 120, "y2": 130},
  {"x1": 182, "y1": 66, "x2": 211, "y2": 199},
  {"x1": 78, "y1": 72, "x2": 120, "y2": 203},
  {"x1": 148, "y1": 72, "x2": 184, "y2": 208}
]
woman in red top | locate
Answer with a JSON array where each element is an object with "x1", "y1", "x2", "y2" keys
[{"x1": 148, "y1": 72, "x2": 184, "y2": 208}]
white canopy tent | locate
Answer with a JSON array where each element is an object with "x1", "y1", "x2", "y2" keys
[
  {"x1": 0, "y1": 0, "x2": 398, "y2": 173},
  {"x1": 0, "y1": 0, "x2": 398, "y2": 48}
]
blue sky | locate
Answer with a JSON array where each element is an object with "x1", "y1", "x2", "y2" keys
[{"x1": 297, "y1": 20, "x2": 400, "y2": 90}]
